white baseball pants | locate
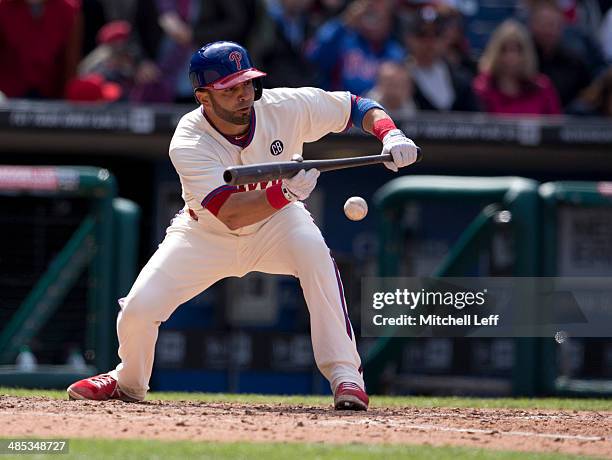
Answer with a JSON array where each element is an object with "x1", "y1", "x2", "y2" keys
[{"x1": 110, "y1": 204, "x2": 364, "y2": 400}]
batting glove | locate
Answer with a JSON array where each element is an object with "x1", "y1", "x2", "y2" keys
[
  {"x1": 282, "y1": 169, "x2": 320, "y2": 201},
  {"x1": 382, "y1": 129, "x2": 419, "y2": 172}
]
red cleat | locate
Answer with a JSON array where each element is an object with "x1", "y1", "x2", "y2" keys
[
  {"x1": 67, "y1": 373, "x2": 137, "y2": 402},
  {"x1": 334, "y1": 382, "x2": 369, "y2": 411}
]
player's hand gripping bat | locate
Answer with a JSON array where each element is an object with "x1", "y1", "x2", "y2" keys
[{"x1": 223, "y1": 148, "x2": 422, "y2": 186}]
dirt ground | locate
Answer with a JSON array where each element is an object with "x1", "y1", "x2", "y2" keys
[{"x1": 0, "y1": 396, "x2": 611, "y2": 458}]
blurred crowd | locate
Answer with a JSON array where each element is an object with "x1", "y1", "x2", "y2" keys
[{"x1": 0, "y1": 0, "x2": 611, "y2": 117}]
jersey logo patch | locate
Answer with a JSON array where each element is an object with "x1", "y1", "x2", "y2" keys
[
  {"x1": 270, "y1": 140, "x2": 284, "y2": 156},
  {"x1": 229, "y1": 51, "x2": 242, "y2": 70}
]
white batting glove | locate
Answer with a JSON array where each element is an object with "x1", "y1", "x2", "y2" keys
[
  {"x1": 382, "y1": 129, "x2": 419, "y2": 172},
  {"x1": 282, "y1": 169, "x2": 320, "y2": 201}
]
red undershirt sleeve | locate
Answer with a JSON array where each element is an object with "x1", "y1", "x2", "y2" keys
[{"x1": 201, "y1": 185, "x2": 238, "y2": 216}]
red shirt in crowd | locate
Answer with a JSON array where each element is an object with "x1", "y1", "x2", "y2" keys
[
  {"x1": 0, "y1": 0, "x2": 82, "y2": 99},
  {"x1": 473, "y1": 73, "x2": 562, "y2": 115}
]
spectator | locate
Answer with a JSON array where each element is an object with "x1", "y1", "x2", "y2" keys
[
  {"x1": 308, "y1": 0, "x2": 348, "y2": 29},
  {"x1": 257, "y1": 0, "x2": 318, "y2": 88},
  {"x1": 402, "y1": 6, "x2": 478, "y2": 112},
  {"x1": 569, "y1": 66, "x2": 612, "y2": 116},
  {"x1": 517, "y1": 0, "x2": 603, "y2": 33},
  {"x1": 518, "y1": 0, "x2": 606, "y2": 78},
  {"x1": 528, "y1": 0, "x2": 593, "y2": 107},
  {"x1": 473, "y1": 20, "x2": 562, "y2": 115},
  {"x1": 0, "y1": 0, "x2": 82, "y2": 99},
  {"x1": 65, "y1": 74, "x2": 122, "y2": 103},
  {"x1": 131, "y1": 0, "x2": 250, "y2": 103},
  {"x1": 306, "y1": 0, "x2": 405, "y2": 95},
  {"x1": 366, "y1": 61, "x2": 416, "y2": 118},
  {"x1": 78, "y1": 20, "x2": 139, "y2": 95},
  {"x1": 130, "y1": 0, "x2": 197, "y2": 103},
  {"x1": 193, "y1": 1, "x2": 253, "y2": 46},
  {"x1": 437, "y1": 4, "x2": 477, "y2": 77}
]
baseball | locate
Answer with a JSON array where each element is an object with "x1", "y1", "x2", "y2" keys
[{"x1": 344, "y1": 196, "x2": 368, "y2": 221}]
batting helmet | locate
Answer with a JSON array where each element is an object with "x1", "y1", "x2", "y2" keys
[{"x1": 189, "y1": 41, "x2": 267, "y2": 100}]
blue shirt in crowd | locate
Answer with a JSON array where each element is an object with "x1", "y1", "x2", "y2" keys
[{"x1": 306, "y1": 19, "x2": 405, "y2": 96}]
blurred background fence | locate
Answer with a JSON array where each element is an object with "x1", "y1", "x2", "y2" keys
[{"x1": 0, "y1": 165, "x2": 139, "y2": 388}]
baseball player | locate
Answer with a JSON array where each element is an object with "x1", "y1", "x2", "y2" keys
[{"x1": 67, "y1": 41, "x2": 418, "y2": 410}]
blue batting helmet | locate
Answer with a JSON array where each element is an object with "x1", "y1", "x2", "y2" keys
[{"x1": 189, "y1": 41, "x2": 266, "y2": 100}]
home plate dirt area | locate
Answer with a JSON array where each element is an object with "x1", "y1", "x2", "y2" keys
[{"x1": 1, "y1": 396, "x2": 611, "y2": 457}]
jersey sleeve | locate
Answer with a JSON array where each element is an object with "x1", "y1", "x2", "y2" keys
[
  {"x1": 169, "y1": 146, "x2": 237, "y2": 216},
  {"x1": 293, "y1": 87, "x2": 352, "y2": 143}
]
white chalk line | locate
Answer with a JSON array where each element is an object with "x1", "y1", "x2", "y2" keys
[{"x1": 318, "y1": 419, "x2": 608, "y2": 442}]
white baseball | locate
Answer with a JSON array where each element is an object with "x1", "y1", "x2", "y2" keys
[{"x1": 344, "y1": 196, "x2": 368, "y2": 221}]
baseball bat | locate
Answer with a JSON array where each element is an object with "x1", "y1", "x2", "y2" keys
[{"x1": 223, "y1": 148, "x2": 422, "y2": 186}]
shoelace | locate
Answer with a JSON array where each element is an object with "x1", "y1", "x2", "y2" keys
[{"x1": 90, "y1": 374, "x2": 115, "y2": 389}]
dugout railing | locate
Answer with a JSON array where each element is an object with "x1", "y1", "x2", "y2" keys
[
  {"x1": 364, "y1": 176, "x2": 541, "y2": 396},
  {"x1": 0, "y1": 166, "x2": 140, "y2": 388},
  {"x1": 538, "y1": 181, "x2": 612, "y2": 397},
  {"x1": 365, "y1": 176, "x2": 612, "y2": 397}
]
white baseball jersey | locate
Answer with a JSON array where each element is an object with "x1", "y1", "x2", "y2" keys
[
  {"x1": 110, "y1": 87, "x2": 364, "y2": 401},
  {"x1": 169, "y1": 87, "x2": 352, "y2": 233}
]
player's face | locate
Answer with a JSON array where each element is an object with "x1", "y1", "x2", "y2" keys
[{"x1": 208, "y1": 81, "x2": 255, "y2": 125}]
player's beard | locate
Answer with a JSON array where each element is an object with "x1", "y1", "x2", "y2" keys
[{"x1": 209, "y1": 95, "x2": 252, "y2": 126}]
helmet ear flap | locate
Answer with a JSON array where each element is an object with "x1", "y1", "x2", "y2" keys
[{"x1": 253, "y1": 78, "x2": 263, "y2": 100}]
